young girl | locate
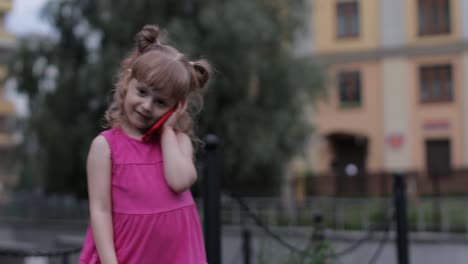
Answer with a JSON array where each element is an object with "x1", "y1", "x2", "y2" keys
[{"x1": 79, "y1": 25, "x2": 211, "y2": 264}]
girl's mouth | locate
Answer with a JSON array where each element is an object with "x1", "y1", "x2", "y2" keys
[{"x1": 136, "y1": 111, "x2": 151, "y2": 121}]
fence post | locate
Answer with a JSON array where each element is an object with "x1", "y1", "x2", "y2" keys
[
  {"x1": 394, "y1": 173, "x2": 410, "y2": 264},
  {"x1": 313, "y1": 212, "x2": 324, "y2": 242},
  {"x1": 203, "y1": 134, "x2": 221, "y2": 264},
  {"x1": 62, "y1": 254, "x2": 69, "y2": 264},
  {"x1": 242, "y1": 228, "x2": 251, "y2": 264}
]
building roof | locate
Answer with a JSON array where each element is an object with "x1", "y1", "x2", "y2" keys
[
  {"x1": 0, "y1": 1, "x2": 11, "y2": 13},
  {"x1": 0, "y1": 100, "x2": 14, "y2": 114},
  {"x1": 0, "y1": 132, "x2": 18, "y2": 147}
]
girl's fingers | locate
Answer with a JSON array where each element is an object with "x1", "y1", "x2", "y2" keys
[
  {"x1": 180, "y1": 99, "x2": 188, "y2": 113},
  {"x1": 164, "y1": 100, "x2": 187, "y2": 129},
  {"x1": 175, "y1": 100, "x2": 187, "y2": 115}
]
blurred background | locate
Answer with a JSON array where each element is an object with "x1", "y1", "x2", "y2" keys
[{"x1": 1, "y1": 0, "x2": 468, "y2": 263}]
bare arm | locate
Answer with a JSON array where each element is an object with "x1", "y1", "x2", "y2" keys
[
  {"x1": 87, "y1": 136, "x2": 118, "y2": 264},
  {"x1": 160, "y1": 127, "x2": 197, "y2": 193}
]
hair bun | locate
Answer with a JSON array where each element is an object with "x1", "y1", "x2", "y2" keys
[
  {"x1": 135, "y1": 25, "x2": 160, "y2": 53},
  {"x1": 192, "y1": 60, "x2": 212, "y2": 90}
]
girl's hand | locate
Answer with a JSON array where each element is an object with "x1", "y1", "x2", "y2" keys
[{"x1": 163, "y1": 99, "x2": 187, "y2": 130}]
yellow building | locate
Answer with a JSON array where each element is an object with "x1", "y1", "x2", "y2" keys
[
  {"x1": 306, "y1": 0, "x2": 468, "y2": 195},
  {"x1": 0, "y1": 0, "x2": 17, "y2": 194}
]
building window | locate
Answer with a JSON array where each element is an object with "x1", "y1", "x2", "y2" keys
[
  {"x1": 336, "y1": 1, "x2": 359, "y2": 38},
  {"x1": 338, "y1": 71, "x2": 361, "y2": 107},
  {"x1": 418, "y1": 0, "x2": 450, "y2": 36},
  {"x1": 420, "y1": 64, "x2": 453, "y2": 103}
]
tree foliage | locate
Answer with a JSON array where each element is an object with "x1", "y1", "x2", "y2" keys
[{"x1": 10, "y1": 0, "x2": 324, "y2": 197}]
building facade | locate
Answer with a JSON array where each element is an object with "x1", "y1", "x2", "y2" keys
[
  {"x1": 0, "y1": 0, "x2": 17, "y2": 196},
  {"x1": 306, "y1": 0, "x2": 468, "y2": 195}
]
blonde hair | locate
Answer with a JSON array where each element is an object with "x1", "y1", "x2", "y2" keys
[{"x1": 104, "y1": 25, "x2": 211, "y2": 135}]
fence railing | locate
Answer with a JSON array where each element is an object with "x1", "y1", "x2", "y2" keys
[
  {"x1": 306, "y1": 170, "x2": 468, "y2": 197},
  {"x1": 1, "y1": 194, "x2": 468, "y2": 233},
  {"x1": 196, "y1": 196, "x2": 468, "y2": 233}
]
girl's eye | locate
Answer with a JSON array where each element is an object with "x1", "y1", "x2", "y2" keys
[
  {"x1": 137, "y1": 88, "x2": 147, "y2": 96},
  {"x1": 155, "y1": 99, "x2": 167, "y2": 107}
]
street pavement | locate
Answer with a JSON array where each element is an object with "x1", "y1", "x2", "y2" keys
[{"x1": 1, "y1": 224, "x2": 468, "y2": 264}]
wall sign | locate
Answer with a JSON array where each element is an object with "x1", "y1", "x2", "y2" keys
[
  {"x1": 423, "y1": 120, "x2": 450, "y2": 132},
  {"x1": 386, "y1": 133, "x2": 404, "y2": 149}
]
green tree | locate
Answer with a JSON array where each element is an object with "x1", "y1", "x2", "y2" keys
[{"x1": 9, "y1": 0, "x2": 324, "y2": 198}]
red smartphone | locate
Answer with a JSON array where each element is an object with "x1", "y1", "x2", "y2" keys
[{"x1": 142, "y1": 105, "x2": 177, "y2": 141}]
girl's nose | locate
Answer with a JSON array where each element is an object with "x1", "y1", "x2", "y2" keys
[{"x1": 141, "y1": 99, "x2": 152, "y2": 112}]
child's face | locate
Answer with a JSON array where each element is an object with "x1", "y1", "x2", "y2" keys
[{"x1": 123, "y1": 79, "x2": 176, "y2": 133}]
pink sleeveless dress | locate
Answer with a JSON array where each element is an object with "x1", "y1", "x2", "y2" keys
[{"x1": 79, "y1": 127, "x2": 207, "y2": 264}]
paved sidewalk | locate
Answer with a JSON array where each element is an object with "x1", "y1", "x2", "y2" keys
[{"x1": 2, "y1": 224, "x2": 468, "y2": 263}]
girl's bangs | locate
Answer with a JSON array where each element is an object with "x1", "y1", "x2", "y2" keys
[{"x1": 132, "y1": 54, "x2": 190, "y2": 99}]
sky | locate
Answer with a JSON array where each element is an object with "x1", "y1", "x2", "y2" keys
[
  {"x1": 4, "y1": 0, "x2": 52, "y2": 117},
  {"x1": 5, "y1": 0, "x2": 52, "y2": 36}
]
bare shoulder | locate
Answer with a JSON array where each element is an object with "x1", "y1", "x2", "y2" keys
[
  {"x1": 87, "y1": 135, "x2": 111, "y2": 175},
  {"x1": 89, "y1": 135, "x2": 110, "y2": 156}
]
